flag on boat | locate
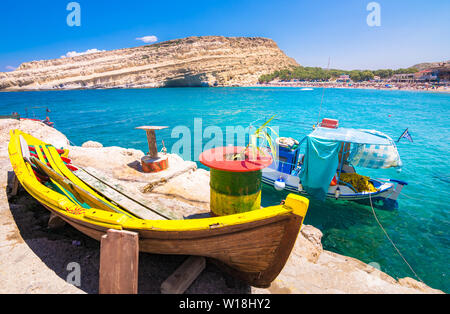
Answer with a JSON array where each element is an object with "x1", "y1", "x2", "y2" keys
[{"x1": 397, "y1": 128, "x2": 413, "y2": 143}]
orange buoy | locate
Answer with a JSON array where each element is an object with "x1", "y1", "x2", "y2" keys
[
  {"x1": 136, "y1": 126, "x2": 170, "y2": 173},
  {"x1": 330, "y1": 175, "x2": 337, "y2": 186}
]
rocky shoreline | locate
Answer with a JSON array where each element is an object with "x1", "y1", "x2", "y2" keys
[{"x1": 0, "y1": 119, "x2": 443, "y2": 294}]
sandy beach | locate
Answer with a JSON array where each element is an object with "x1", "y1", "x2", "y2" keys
[{"x1": 252, "y1": 81, "x2": 450, "y2": 93}]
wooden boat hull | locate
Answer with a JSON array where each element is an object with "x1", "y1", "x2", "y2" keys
[
  {"x1": 45, "y1": 204, "x2": 301, "y2": 287},
  {"x1": 8, "y1": 130, "x2": 309, "y2": 288}
]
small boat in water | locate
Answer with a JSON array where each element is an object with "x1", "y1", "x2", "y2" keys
[
  {"x1": 21, "y1": 116, "x2": 54, "y2": 127},
  {"x1": 6, "y1": 107, "x2": 55, "y2": 127},
  {"x1": 262, "y1": 119, "x2": 408, "y2": 209},
  {"x1": 8, "y1": 130, "x2": 309, "y2": 288}
]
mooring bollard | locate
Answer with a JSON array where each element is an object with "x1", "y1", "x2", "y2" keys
[{"x1": 136, "y1": 126, "x2": 169, "y2": 173}]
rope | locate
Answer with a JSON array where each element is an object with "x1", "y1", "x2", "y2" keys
[
  {"x1": 398, "y1": 192, "x2": 423, "y2": 201},
  {"x1": 317, "y1": 57, "x2": 331, "y2": 126},
  {"x1": 69, "y1": 139, "x2": 78, "y2": 147},
  {"x1": 368, "y1": 193, "x2": 425, "y2": 284},
  {"x1": 273, "y1": 119, "x2": 316, "y2": 128}
]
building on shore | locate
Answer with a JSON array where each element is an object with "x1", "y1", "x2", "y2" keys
[
  {"x1": 391, "y1": 73, "x2": 415, "y2": 82},
  {"x1": 391, "y1": 66, "x2": 449, "y2": 84},
  {"x1": 414, "y1": 70, "x2": 438, "y2": 81},
  {"x1": 432, "y1": 66, "x2": 450, "y2": 82},
  {"x1": 372, "y1": 76, "x2": 382, "y2": 82},
  {"x1": 336, "y1": 74, "x2": 351, "y2": 83}
]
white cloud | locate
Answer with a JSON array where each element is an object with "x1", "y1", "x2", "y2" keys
[
  {"x1": 136, "y1": 36, "x2": 158, "y2": 44},
  {"x1": 61, "y1": 48, "x2": 105, "y2": 58},
  {"x1": 5, "y1": 65, "x2": 17, "y2": 71}
]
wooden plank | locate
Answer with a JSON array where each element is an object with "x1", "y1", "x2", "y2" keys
[
  {"x1": 48, "y1": 213, "x2": 66, "y2": 229},
  {"x1": 11, "y1": 173, "x2": 19, "y2": 196},
  {"x1": 73, "y1": 168, "x2": 177, "y2": 220},
  {"x1": 44, "y1": 146, "x2": 137, "y2": 219},
  {"x1": 99, "y1": 229, "x2": 139, "y2": 294},
  {"x1": 161, "y1": 256, "x2": 206, "y2": 294},
  {"x1": 30, "y1": 156, "x2": 133, "y2": 218},
  {"x1": 73, "y1": 167, "x2": 181, "y2": 220}
]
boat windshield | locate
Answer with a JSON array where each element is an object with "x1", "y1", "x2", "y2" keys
[
  {"x1": 309, "y1": 127, "x2": 393, "y2": 145},
  {"x1": 306, "y1": 127, "x2": 403, "y2": 169}
]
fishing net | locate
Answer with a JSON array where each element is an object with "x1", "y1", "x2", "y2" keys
[{"x1": 339, "y1": 173, "x2": 378, "y2": 193}]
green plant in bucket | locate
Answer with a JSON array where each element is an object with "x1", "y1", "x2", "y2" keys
[{"x1": 234, "y1": 115, "x2": 278, "y2": 161}]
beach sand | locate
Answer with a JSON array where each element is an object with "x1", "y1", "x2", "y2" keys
[{"x1": 252, "y1": 81, "x2": 450, "y2": 93}]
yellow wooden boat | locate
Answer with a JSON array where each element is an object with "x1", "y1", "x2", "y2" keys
[{"x1": 8, "y1": 130, "x2": 309, "y2": 288}]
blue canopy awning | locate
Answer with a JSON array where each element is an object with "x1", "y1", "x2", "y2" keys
[
  {"x1": 304, "y1": 127, "x2": 403, "y2": 170},
  {"x1": 297, "y1": 127, "x2": 403, "y2": 200},
  {"x1": 299, "y1": 136, "x2": 341, "y2": 200}
]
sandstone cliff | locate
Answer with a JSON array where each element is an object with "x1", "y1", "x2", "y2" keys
[{"x1": 0, "y1": 36, "x2": 299, "y2": 91}]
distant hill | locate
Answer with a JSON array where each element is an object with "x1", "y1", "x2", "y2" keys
[
  {"x1": 0, "y1": 36, "x2": 299, "y2": 91},
  {"x1": 412, "y1": 60, "x2": 450, "y2": 71}
]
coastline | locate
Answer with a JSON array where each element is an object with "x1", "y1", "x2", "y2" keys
[
  {"x1": 1, "y1": 84, "x2": 449, "y2": 94},
  {"x1": 249, "y1": 82, "x2": 450, "y2": 94}
]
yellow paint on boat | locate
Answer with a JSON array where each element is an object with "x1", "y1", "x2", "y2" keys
[
  {"x1": 43, "y1": 144, "x2": 132, "y2": 217},
  {"x1": 8, "y1": 130, "x2": 309, "y2": 233}
]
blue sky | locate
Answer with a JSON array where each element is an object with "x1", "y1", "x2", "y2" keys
[{"x1": 1, "y1": 0, "x2": 449, "y2": 72}]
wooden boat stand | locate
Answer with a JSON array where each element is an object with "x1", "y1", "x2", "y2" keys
[
  {"x1": 10, "y1": 173, "x2": 20, "y2": 197},
  {"x1": 99, "y1": 229, "x2": 205, "y2": 294}
]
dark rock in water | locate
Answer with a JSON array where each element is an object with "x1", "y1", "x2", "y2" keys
[{"x1": 432, "y1": 173, "x2": 450, "y2": 184}]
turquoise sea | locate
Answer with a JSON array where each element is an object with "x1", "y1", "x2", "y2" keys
[{"x1": 1, "y1": 87, "x2": 449, "y2": 292}]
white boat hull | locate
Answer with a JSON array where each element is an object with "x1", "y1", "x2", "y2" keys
[{"x1": 262, "y1": 167, "x2": 400, "y2": 202}]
